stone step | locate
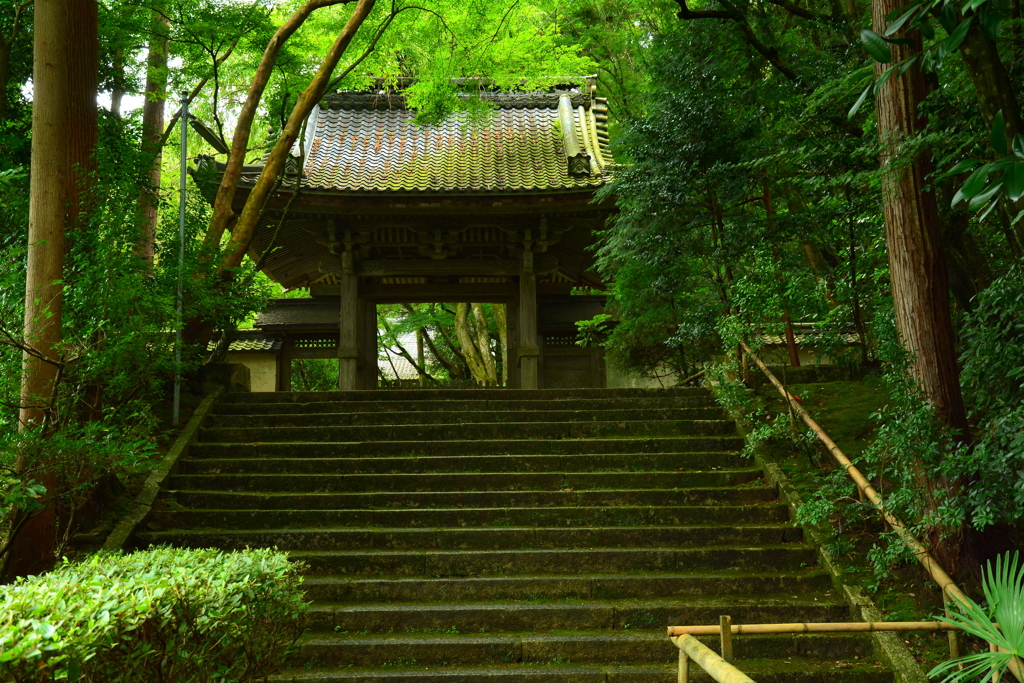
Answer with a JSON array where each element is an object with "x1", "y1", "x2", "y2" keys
[
  {"x1": 284, "y1": 546, "x2": 818, "y2": 577},
  {"x1": 306, "y1": 596, "x2": 846, "y2": 633},
  {"x1": 163, "y1": 486, "x2": 776, "y2": 510},
  {"x1": 288, "y1": 631, "x2": 874, "y2": 668},
  {"x1": 187, "y1": 437, "x2": 746, "y2": 458},
  {"x1": 163, "y1": 469, "x2": 763, "y2": 493},
  {"x1": 178, "y1": 452, "x2": 749, "y2": 475},
  {"x1": 136, "y1": 524, "x2": 804, "y2": 550},
  {"x1": 220, "y1": 387, "x2": 710, "y2": 404},
  {"x1": 300, "y1": 570, "x2": 835, "y2": 602},
  {"x1": 143, "y1": 504, "x2": 791, "y2": 533},
  {"x1": 213, "y1": 396, "x2": 718, "y2": 415},
  {"x1": 206, "y1": 407, "x2": 728, "y2": 429},
  {"x1": 198, "y1": 420, "x2": 738, "y2": 444},
  {"x1": 273, "y1": 660, "x2": 892, "y2": 683}
]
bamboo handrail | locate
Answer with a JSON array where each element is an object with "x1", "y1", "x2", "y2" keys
[
  {"x1": 671, "y1": 634, "x2": 755, "y2": 683},
  {"x1": 740, "y1": 343, "x2": 1024, "y2": 681},
  {"x1": 739, "y1": 343, "x2": 967, "y2": 604},
  {"x1": 668, "y1": 620, "x2": 961, "y2": 637}
]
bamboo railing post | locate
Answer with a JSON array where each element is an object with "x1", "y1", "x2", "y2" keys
[
  {"x1": 944, "y1": 588, "x2": 961, "y2": 664},
  {"x1": 678, "y1": 648, "x2": 689, "y2": 683},
  {"x1": 720, "y1": 615, "x2": 734, "y2": 661}
]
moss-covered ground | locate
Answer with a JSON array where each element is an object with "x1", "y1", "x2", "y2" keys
[{"x1": 743, "y1": 375, "x2": 977, "y2": 674}]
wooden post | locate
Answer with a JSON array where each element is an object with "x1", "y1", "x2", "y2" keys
[
  {"x1": 720, "y1": 615, "x2": 734, "y2": 662},
  {"x1": 338, "y1": 250, "x2": 358, "y2": 391},
  {"x1": 519, "y1": 252, "x2": 538, "y2": 390},
  {"x1": 678, "y1": 648, "x2": 689, "y2": 683},
  {"x1": 506, "y1": 294, "x2": 519, "y2": 389},
  {"x1": 278, "y1": 334, "x2": 293, "y2": 391}
]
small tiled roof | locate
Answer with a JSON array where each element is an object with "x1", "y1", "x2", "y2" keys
[
  {"x1": 207, "y1": 331, "x2": 283, "y2": 353},
  {"x1": 261, "y1": 84, "x2": 612, "y2": 195}
]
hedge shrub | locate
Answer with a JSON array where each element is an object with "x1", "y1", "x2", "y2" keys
[{"x1": 0, "y1": 547, "x2": 308, "y2": 682}]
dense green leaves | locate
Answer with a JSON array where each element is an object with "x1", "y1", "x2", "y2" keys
[{"x1": 0, "y1": 547, "x2": 307, "y2": 682}]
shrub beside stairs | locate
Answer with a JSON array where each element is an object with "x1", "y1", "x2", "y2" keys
[{"x1": 132, "y1": 387, "x2": 894, "y2": 682}]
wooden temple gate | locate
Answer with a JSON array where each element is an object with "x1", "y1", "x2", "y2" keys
[{"x1": 202, "y1": 79, "x2": 614, "y2": 390}]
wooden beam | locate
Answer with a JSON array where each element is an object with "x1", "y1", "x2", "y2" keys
[
  {"x1": 358, "y1": 259, "x2": 522, "y2": 277},
  {"x1": 361, "y1": 283, "x2": 518, "y2": 303},
  {"x1": 230, "y1": 186, "x2": 616, "y2": 217}
]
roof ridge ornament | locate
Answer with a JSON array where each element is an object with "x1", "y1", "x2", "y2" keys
[{"x1": 557, "y1": 95, "x2": 592, "y2": 178}]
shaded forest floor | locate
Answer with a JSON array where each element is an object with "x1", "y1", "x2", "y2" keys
[{"x1": 746, "y1": 375, "x2": 967, "y2": 672}]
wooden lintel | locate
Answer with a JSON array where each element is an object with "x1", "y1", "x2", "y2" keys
[
  {"x1": 358, "y1": 259, "x2": 521, "y2": 277},
  {"x1": 231, "y1": 187, "x2": 616, "y2": 217},
  {"x1": 362, "y1": 283, "x2": 518, "y2": 303}
]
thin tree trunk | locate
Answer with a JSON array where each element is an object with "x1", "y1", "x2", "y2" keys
[
  {"x1": 493, "y1": 303, "x2": 508, "y2": 386},
  {"x1": 0, "y1": 0, "x2": 31, "y2": 125},
  {"x1": 471, "y1": 303, "x2": 497, "y2": 385},
  {"x1": 206, "y1": 0, "x2": 356, "y2": 248},
  {"x1": 0, "y1": 42, "x2": 9, "y2": 124},
  {"x1": 219, "y1": 0, "x2": 376, "y2": 271},
  {"x1": 6, "y1": 0, "x2": 68, "y2": 581},
  {"x1": 110, "y1": 49, "x2": 124, "y2": 117},
  {"x1": 137, "y1": 6, "x2": 170, "y2": 263}
]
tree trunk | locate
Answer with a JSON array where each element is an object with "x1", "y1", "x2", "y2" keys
[
  {"x1": 6, "y1": 0, "x2": 68, "y2": 581},
  {"x1": 219, "y1": 0, "x2": 376, "y2": 271},
  {"x1": 455, "y1": 303, "x2": 489, "y2": 385},
  {"x1": 206, "y1": 0, "x2": 356, "y2": 248},
  {"x1": 873, "y1": 0, "x2": 976, "y2": 577},
  {"x1": 66, "y1": 0, "x2": 98, "y2": 237},
  {"x1": 471, "y1": 303, "x2": 497, "y2": 385},
  {"x1": 493, "y1": 303, "x2": 508, "y2": 386},
  {"x1": 137, "y1": 7, "x2": 169, "y2": 263},
  {"x1": 958, "y1": 23, "x2": 1022, "y2": 143},
  {"x1": 873, "y1": 0, "x2": 970, "y2": 440}
]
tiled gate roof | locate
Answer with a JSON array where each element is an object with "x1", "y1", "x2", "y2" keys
[{"x1": 269, "y1": 86, "x2": 612, "y2": 195}]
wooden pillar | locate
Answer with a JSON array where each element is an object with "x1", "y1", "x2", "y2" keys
[
  {"x1": 506, "y1": 295, "x2": 520, "y2": 389},
  {"x1": 360, "y1": 299, "x2": 376, "y2": 389},
  {"x1": 337, "y1": 250, "x2": 359, "y2": 391},
  {"x1": 278, "y1": 334, "x2": 293, "y2": 391},
  {"x1": 519, "y1": 252, "x2": 539, "y2": 390}
]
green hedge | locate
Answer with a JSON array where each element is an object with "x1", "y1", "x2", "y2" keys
[{"x1": 0, "y1": 547, "x2": 308, "y2": 682}]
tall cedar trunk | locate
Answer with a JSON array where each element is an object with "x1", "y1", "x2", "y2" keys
[
  {"x1": 6, "y1": 0, "x2": 68, "y2": 581},
  {"x1": 874, "y1": 0, "x2": 973, "y2": 574},
  {"x1": 137, "y1": 7, "x2": 169, "y2": 262},
  {"x1": 873, "y1": 1, "x2": 970, "y2": 439}
]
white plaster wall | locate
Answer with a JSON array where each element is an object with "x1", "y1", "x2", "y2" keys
[
  {"x1": 226, "y1": 353, "x2": 278, "y2": 392},
  {"x1": 605, "y1": 365, "x2": 679, "y2": 389}
]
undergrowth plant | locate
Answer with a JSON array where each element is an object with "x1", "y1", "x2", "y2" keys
[{"x1": 932, "y1": 551, "x2": 1024, "y2": 682}]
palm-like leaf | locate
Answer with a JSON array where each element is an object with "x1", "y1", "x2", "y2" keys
[{"x1": 930, "y1": 552, "x2": 1024, "y2": 682}]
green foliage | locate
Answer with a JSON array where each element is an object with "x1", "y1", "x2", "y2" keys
[
  {"x1": 959, "y1": 265, "x2": 1024, "y2": 528},
  {"x1": 0, "y1": 546, "x2": 308, "y2": 682},
  {"x1": 932, "y1": 552, "x2": 1024, "y2": 682},
  {"x1": 0, "y1": 114, "x2": 270, "y2": 559}
]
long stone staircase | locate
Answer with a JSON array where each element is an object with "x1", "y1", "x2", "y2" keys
[{"x1": 135, "y1": 387, "x2": 894, "y2": 682}]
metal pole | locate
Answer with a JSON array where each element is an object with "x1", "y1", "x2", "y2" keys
[{"x1": 173, "y1": 92, "x2": 188, "y2": 427}]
